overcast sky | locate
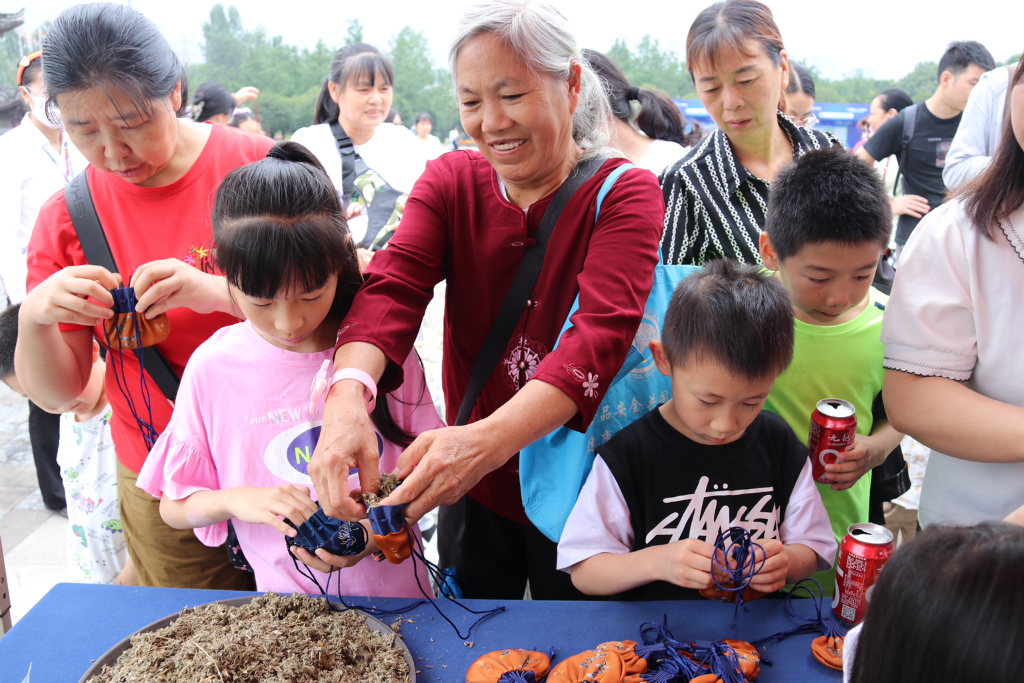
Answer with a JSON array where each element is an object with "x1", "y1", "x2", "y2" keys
[{"x1": 18, "y1": 0, "x2": 1021, "y2": 83}]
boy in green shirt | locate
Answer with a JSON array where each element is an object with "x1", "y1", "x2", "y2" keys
[{"x1": 760, "y1": 147, "x2": 904, "y2": 594}]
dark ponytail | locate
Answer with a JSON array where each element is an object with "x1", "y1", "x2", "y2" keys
[
  {"x1": 192, "y1": 81, "x2": 234, "y2": 122},
  {"x1": 313, "y1": 43, "x2": 395, "y2": 125},
  {"x1": 786, "y1": 62, "x2": 816, "y2": 98},
  {"x1": 41, "y1": 3, "x2": 188, "y2": 121},
  {"x1": 213, "y1": 141, "x2": 415, "y2": 446},
  {"x1": 582, "y1": 48, "x2": 700, "y2": 148}
]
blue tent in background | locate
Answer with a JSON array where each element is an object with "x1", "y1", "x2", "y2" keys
[{"x1": 675, "y1": 99, "x2": 870, "y2": 149}]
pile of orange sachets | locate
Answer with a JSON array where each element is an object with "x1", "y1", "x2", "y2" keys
[{"x1": 465, "y1": 633, "x2": 763, "y2": 683}]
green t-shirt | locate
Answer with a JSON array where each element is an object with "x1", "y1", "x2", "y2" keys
[{"x1": 764, "y1": 287, "x2": 888, "y2": 594}]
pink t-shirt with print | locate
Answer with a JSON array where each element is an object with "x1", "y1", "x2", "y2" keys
[{"x1": 137, "y1": 321, "x2": 444, "y2": 596}]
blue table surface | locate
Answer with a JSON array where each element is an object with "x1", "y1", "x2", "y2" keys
[{"x1": 0, "y1": 584, "x2": 843, "y2": 683}]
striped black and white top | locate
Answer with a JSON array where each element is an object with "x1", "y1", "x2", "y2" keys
[{"x1": 659, "y1": 113, "x2": 840, "y2": 265}]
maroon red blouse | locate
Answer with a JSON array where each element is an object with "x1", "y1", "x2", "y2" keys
[{"x1": 336, "y1": 151, "x2": 664, "y2": 522}]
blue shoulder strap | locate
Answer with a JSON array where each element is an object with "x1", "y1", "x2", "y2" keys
[{"x1": 595, "y1": 163, "x2": 636, "y2": 222}]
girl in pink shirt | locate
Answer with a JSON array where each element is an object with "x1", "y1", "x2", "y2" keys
[{"x1": 137, "y1": 142, "x2": 443, "y2": 596}]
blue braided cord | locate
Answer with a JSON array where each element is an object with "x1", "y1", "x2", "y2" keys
[
  {"x1": 751, "y1": 578, "x2": 848, "y2": 647},
  {"x1": 497, "y1": 671, "x2": 536, "y2": 683},
  {"x1": 635, "y1": 642, "x2": 670, "y2": 667},
  {"x1": 710, "y1": 526, "x2": 766, "y2": 630},
  {"x1": 129, "y1": 294, "x2": 158, "y2": 449},
  {"x1": 331, "y1": 518, "x2": 504, "y2": 640},
  {"x1": 288, "y1": 547, "x2": 329, "y2": 595},
  {"x1": 107, "y1": 290, "x2": 157, "y2": 449},
  {"x1": 701, "y1": 641, "x2": 746, "y2": 683}
]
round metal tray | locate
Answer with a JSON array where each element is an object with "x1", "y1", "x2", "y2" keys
[{"x1": 78, "y1": 596, "x2": 416, "y2": 683}]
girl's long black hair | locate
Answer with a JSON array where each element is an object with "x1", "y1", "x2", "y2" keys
[
  {"x1": 583, "y1": 48, "x2": 701, "y2": 148},
  {"x1": 313, "y1": 43, "x2": 394, "y2": 126},
  {"x1": 213, "y1": 141, "x2": 415, "y2": 447}
]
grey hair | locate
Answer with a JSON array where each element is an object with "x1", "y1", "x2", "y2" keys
[{"x1": 449, "y1": 0, "x2": 609, "y2": 159}]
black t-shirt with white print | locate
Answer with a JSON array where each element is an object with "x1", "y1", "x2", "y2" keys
[
  {"x1": 599, "y1": 406, "x2": 808, "y2": 601},
  {"x1": 863, "y1": 103, "x2": 962, "y2": 245}
]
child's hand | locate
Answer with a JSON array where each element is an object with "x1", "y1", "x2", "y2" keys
[
  {"x1": 290, "y1": 521, "x2": 377, "y2": 571},
  {"x1": 657, "y1": 538, "x2": 717, "y2": 590},
  {"x1": 824, "y1": 433, "x2": 888, "y2": 491},
  {"x1": 131, "y1": 259, "x2": 234, "y2": 318},
  {"x1": 22, "y1": 265, "x2": 120, "y2": 327},
  {"x1": 226, "y1": 485, "x2": 319, "y2": 536},
  {"x1": 747, "y1": 539, "x2": 789, "y2": 593}
]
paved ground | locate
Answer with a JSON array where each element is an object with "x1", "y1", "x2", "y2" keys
[{"x1": 0, "y1": 383, "x2": 69, "y2": 628}]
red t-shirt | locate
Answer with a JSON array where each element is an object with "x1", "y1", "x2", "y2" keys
[
  {"x1": 336, "y1": 151, "x2": 664, "y2": 522},
  {"x1": 27, "y1": 124, "x2": 274, "y2": 473}
]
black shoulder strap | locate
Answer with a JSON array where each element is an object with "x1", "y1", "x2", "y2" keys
[
  {"x1": 330, "y1": 121, "x2": 358, "y2": 202},
  {"x1": 892, "y1": 103, "x2": 918, "y2": 196},
  {"x1": 455, "y1": 155, "x2": 607, "y2": 426},
  {"x1": 65, "y1": 172, "x2": 181, "y2": 401}
]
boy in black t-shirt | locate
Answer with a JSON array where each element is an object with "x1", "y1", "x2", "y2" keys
[
  {"x1": 856, "y1": 40, "x2": 995, "y2": 253},
  {"x1": 556, "y1": 260, "x2": 836, "y2": 601}
]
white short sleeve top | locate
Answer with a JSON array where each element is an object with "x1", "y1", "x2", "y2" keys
[{"x1": 880, "y1": 199, "x2": 1024, "y2": 526}]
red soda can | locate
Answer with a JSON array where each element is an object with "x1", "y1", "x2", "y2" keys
[
  {"x1": 833, "y1": 523, "x2": 895, "y2": 624},
  {"x1": 808, "y1": 398, "x2": 857, "y2": 484}
]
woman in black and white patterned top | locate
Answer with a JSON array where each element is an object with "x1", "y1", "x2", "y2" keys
[{"x1": 659, "y1": 0, "x2": 840, "y2": 266}]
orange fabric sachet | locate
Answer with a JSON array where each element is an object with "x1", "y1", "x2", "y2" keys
[
  {"x1": 811, "y1": 635, "x2": 845, "y2": 670},
  {"x1": 466, "y1": 649, "x2": 552, "y2": 683},
  {"x1": 547, "y1": 649, "x2": 627, "y2": 683},
  {"x1": 104, "y1": 287, "x2": 169, "y2": 350},
  {"x1": 595, "y1": 641, "x2": 648, "y2": 676}
]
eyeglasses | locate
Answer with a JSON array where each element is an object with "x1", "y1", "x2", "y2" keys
[{"x1": 794, "y1": 114, "x2": 819, "y2": 129}]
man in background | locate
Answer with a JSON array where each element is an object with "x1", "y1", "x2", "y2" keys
[{"x1": 856, "y1": 41, "x2": 995, "y2": 262}]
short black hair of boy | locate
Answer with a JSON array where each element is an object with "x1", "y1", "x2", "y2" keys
[
  {"x1": 0, "y1": 304, "x2": 21, "y2": 380},
  {"x1": 662, "y1": 259, "x2": 794, "y2": 380},
  {"x1": 764, "y1": 146, "x2": 891, "y2": 261},
  {"x1": 937, "y1": 40, "x2": 995, "y2": 80}
]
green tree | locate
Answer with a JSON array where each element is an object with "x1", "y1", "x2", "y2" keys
[
  {"x1": 387, "y1": 26, "x2": 459, "y2": 136},
  {"x1": 1, "y1": 22, "x2": 47, "y2": 88},
  {"x1": 190, "y1": 5, "x2": 333, "y2": 135},
  {"x1": 605, "y1": 36, "x2": 695, "y2": 99},
  {"x1": 895, "y1": 62, "x2": 939, "y2": 102},
  {"x1": 345, "y1": 19, "x2": 364, "y2": 46}
]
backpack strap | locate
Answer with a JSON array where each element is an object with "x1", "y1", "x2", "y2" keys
[
  {"x1": 329, "y1": 121, "x2": 358, "y2": 203},
  {"x1": 595, "y1": 163, "x2": 635, "y2": 222},
  {"x1": 892, "y1": 103, "x2": 918, "y2": 196},
  {"x1": 454, "y1": 155, "x2": 608, "y2": 426},
  {"x1": 65, "y1": 172, "x2": 181, "y2": 402}
]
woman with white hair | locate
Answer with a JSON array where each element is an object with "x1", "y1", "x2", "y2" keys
[{"x1": 302, "y1": 0, "x2": 664, "y2": 599}]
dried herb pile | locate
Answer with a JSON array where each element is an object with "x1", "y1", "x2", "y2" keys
[
  {"x1": 88, "y1": 594, "x2": 411, "y2": 683},
  {"x1": 360, "y1": 473, "x2": 402, "y2": 510}
]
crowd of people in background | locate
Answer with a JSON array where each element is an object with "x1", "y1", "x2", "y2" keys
[{"x1": 1, "y1": 0, "x2": 1023, "y2": 680}]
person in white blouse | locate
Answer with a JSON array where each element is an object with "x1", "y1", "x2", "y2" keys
[
  {"x1": 0, "y1": 51, "x2": 88, "y2": 514},
  {"x1": 290, "y1": 43, "x2": 425, "y2": 253},
  {"x1": 0, "y1": 51, "x2": 87, "y2": 305},
  {"x1": 582, "y1": 49, "x2": 699, "y2": 175},
  {"x1": 881, "y1": 58, "x2": 1024, "y2": 528},
  {"x1": 412, "y1": 112, "x2": 445, "y2": 161}
]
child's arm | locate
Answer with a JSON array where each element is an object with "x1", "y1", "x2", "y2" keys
[
  {"x1": 159, "y1": 484, "x2": 319, "y2": 537},
  {"x1": 571, "y1": 540, "x2": 718, "y2": 596},
  {"x1": 825, "y1": 419, "x2": 904, "y2": 491}
]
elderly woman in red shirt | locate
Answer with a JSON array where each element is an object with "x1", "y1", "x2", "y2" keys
[{"x1": 304, "y1": 0, "x2": 664, "y2": 600}]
